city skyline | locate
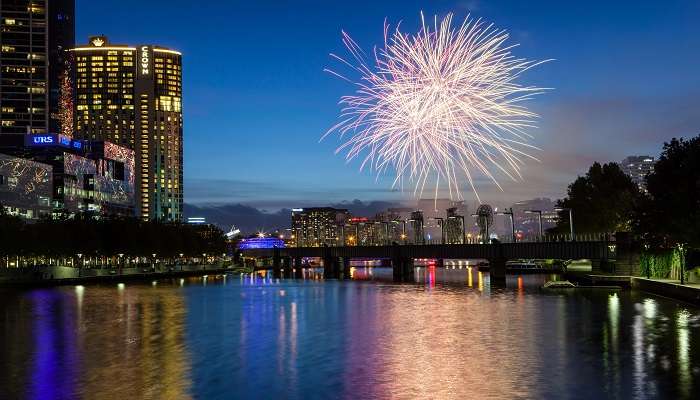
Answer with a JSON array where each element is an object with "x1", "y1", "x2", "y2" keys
[{"x1": 76, "y1": 0, "x2": 700, "y2": 210}]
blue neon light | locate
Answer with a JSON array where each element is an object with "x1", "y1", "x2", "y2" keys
[
  {"x1": 238, "y1": 238, "x2": 285, "y2": 250},
  {"x1": 31, "y1": 135, "x2": 55, "y2": 145}
]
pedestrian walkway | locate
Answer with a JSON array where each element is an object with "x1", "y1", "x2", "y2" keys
[
  {"x1": 631, "y1": 277, "x2": 700, "y2": 305},
  {"x1": 643, "y1": 278, "x2": 700, "y2": 289}
]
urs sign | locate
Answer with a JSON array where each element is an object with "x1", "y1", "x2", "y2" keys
[{"x1": 32, "y1": 135, "x2": 54, "y2": 144}]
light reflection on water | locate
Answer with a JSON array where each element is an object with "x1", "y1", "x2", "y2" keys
[{"x1": 0, "y1": 270, "x2": 699, "y2": 399}]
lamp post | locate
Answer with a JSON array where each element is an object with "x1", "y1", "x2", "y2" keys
[
  {"x1": 496, "y1": 208, "x2": 516, "y2": 243},
  {"x1": 117, "y1": 253, "x2": 124, "y2": 275},
  {"x1": 555, "y1": 207, "x2": 575, "y2": 241},
  {"x1": 373, "y1": 221, "x2": 389, "y2": 245},
  {"x1": 524, "y1": 210, "x2": 543, "y2": 241},
  {"x1": 392, "y1": 219, "x2": 407, "y2": 244},
  {"x1": 470, "y1": 213, "x2": 487, "y2": 244},
  {"x1": 433, "y1": 217, "x2": 445, "y2": 244}
]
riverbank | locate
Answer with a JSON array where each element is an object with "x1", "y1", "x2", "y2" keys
[
  {"x1": 566, "y1": 271, "x2": 700, "y2": 305},
  {"x1": 0, "y1": 264, "x2": 244, "y2": 287},
  {"x1": 631, "y1": 277, "x2": 700, "y2": 305}
]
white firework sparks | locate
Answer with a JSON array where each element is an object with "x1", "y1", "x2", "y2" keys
[{"x1": 324, "y1": 13, "x2": 550, "y2": 202}]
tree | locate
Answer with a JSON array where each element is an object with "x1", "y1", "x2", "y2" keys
[
  {"x1": 634, "y1": 136, "x2": 700, "y2": 249},
  {"x1": 0, "y1": 202, "x2": 25, "y2": 260},
  {"x1": 552, "y1": 162, "x2": 641, "y2": 234}
]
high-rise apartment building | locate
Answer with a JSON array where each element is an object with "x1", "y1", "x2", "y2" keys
[
  {"x1": 444, "y1": 207, "x2": 465, "y2": 244},
  {"x1": 619, "y1": 155, "x2": 654, "y2": 192},
  {"x1": 72, "y1": 36, "x2": 183, "y2": 221},
  {"x1": 1, "y1": 0, "x2": 74, "y2": 135},
  {"x1": 291, "y1": 207, "x2": 349, "y2": 247}
]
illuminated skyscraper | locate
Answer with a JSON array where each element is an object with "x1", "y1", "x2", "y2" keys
[
  {"x1": 291, "y1": 207, "x2": 349, "y2": 247},
  {"x1": 72, "y1": 36, "x2": 183, "y2": 221},
  {"x1": 0, "y1": 0, "x2": 74, "y2": 135},
  {"x1": 619, "y1": 155, "x2": 654, "y2": 192}
]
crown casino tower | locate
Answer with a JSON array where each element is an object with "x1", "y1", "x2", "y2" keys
[{"x1": 73, "y1": 35, "x2": 183, "y2": 221}]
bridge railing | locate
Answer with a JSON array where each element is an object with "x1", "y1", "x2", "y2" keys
[{"x1": 285, "y1": 232, "x2": 612, "y2": 248}]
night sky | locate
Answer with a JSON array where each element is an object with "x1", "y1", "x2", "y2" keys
[{"x1": 77, "y1": 0, "x2": 700, "y2": 210}]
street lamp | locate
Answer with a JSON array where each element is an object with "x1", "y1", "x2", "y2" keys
[
  {"x1": 496, "y1": 208, "x2": 516, "y2": 243},
  {"x1": 372, "y1": 221, "x2": 389, "y2": 245},
  {"x1": 392, "y1": 219, "x2": 407, "y2": 244},
  {"x1": 470, "y1": 213, "x2": 488, "y2": 244},
  {"x1": 524, "y1": 210, "x2": 543, "y2": 241},
  {"x1": 407, "y1": 218, "x2": 425, "y2": 244},
  {"x1": 555, "y1": 207, "x2": 575, "y2": 241},
  {"x1": 433, "y1": 217, "x2": 445, "y2": 244},
  {"x1": 118, "y1": 253, "x2": 124, "y2": 274}
]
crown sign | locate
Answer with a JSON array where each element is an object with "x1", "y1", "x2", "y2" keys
[{"x1": 91, "y1": 37, "x2": 105, "y2": 47}]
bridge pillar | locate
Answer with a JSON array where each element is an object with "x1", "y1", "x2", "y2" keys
[
  {"x1": 489, "y1": 258, "x2": 507, "y2": 286},
  {"x1": 272, "y1": 254, "x2": 282, "y2": 279},
  {"x1": 403, "y1": 258, "x2": 415, "y2": 282},
  {"x1": 294, "y1": 256, "x2": 303, "y2": 279},
  {"x1": 341, "y1": 257, "x2": 351, "y2": 279},
  {"x1": 281, "y1": 257, "x2": 292, "y2": 279},
  {"x1": 323, "y1": 256, "x2": 340, "y2": 280},
  {"x1": 392, "y1": 257, "x2": 401, "y2": 281},
  {"x1": 392, "y1": 257, "x2": 414, "y2": 282}
]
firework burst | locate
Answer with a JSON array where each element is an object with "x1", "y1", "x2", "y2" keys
[{"x1": 324, "y1": 13, "x2": 550, "y2": 202}]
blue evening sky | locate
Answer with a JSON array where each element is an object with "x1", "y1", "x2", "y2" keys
[{"x1": 77, "y1": 0, "x2": 700, "y2": 209}]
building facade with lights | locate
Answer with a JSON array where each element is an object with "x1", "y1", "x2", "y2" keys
[
  {"x1": 444, "y1": 207, "x2": 465, "y2": 244},
  {"x1": 72, "y1": 35, "x2": 183, "y2": 221},
  {"x1": 0, "y1": 133, "x2": 135, "y2": 217},
  {"x1": 619, "y1": 155, "x2": 654, "y2": 192},
  {"x1": 291, "y1": 207, "x2": 349, "y2": 247},
  {"x1": 0, "y1": 152, "x2": 52, "y2": 218},
  {"x1": 0, "y1": 0, "x2": 75, "y2": 135}
]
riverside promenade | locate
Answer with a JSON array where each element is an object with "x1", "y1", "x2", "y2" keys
[
  {"x1": 567, "y1": 270, "x2": 700, "y2": 305},
  {"x1": 631, "y1": 278, "x2": 700, "y2": 305},
  {"x1": 0, "y1": 263, "x2": 239, "y2": 286}
]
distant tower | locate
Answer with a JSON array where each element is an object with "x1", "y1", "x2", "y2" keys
[
  {"x1": 444, "y1": 207, "x2": 465, "y2": 244},
  {"x1": 619, "y1": 156, "x2": 654, "y2": 192},
  {"x1": 410, "y1": 210, "x2": 424, "y2": 244}
]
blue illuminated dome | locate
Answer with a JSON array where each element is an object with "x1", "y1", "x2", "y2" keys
[{"x1": 238, "y1": 237, "x2": 285, "y2": 249}]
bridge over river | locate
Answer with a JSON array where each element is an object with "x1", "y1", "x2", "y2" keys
[{"x1": 239, "y1": 237, "x2": 640, "y2": 282}]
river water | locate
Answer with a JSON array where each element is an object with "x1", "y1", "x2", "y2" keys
[{"x1": 1, "y1": 268, "x2": 699, "y2": 399}]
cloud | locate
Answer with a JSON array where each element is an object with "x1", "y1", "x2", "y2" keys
[
  {"x1": 184, "y1": 199, "x2": 403, "y2": 234},
  {"x1": 184, "y1": 177, "x2": 401, "y2": 208},
  {"x1": 186, "y1": 90, "x2": 700, "y2": 212},
  {"x1": 455, "y1": 0, "x2": 481, "y2": 12},
  {"x1": 541, "y1": 91, "x2": 700, "y2": 156}
]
